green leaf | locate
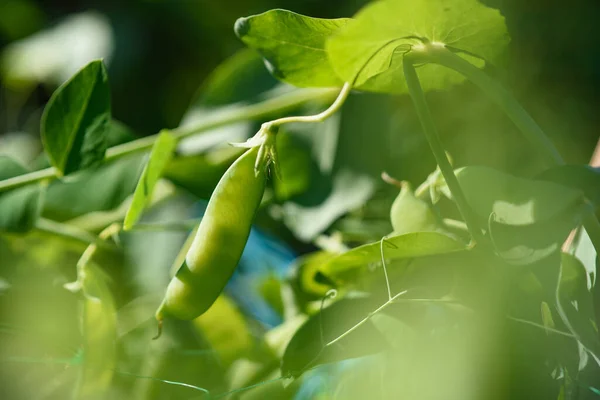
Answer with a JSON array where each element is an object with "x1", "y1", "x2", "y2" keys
[
  {"x1": 319, "y1": 231, "x2": 465, "y2": 284},
  {"x1": 446, "y1": 166, "x2": 584, "y2": 226},
  {"x1": 293, "y1": 250, "x2": 338, "y2": 298},
  {"x1": 0, "y1": 156, "x2": 43, "y2": 232},
  {"x1": 42, "y1": 155, "x2": 144, "y2": 221},
  {"x1": 41, "y1": 59, "x2": 111, "y2": 175},
  {"x1": 390, "y1": 181, "x2": 439, "y2": 235},
  {"x1": 537, "y1": 165, "x2": 600, "y2": 207},
  {"x1": 281, "y1": 295, "x2": 392, "y2": 377},
  {"x1": 192, "y1": 48, "x2": 278, "y2": 107},
  {"x1": 123, "y1": 131, "x2": 177, "y2": 230},
  {"x1": 272, "y1": 132, "x2": 313, "y2": 201},
  {"x1": 326, "y1": 0, "x2": 509, "y2": 93},
  {"x1": 164, "y1": 147, "x2": 243, "y2": 199},
  {"x1": 235, "y1": 9, "x2": 350, "y2": 87},
  {"x1": 77, "y1": 261, "x2": 117, "y2": 399}
]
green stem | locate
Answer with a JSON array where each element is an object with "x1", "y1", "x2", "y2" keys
[
  {"x1": 0, "y1": 88, "x2": 338, "y2": 193},
  {"x1": 403, "y1": 56, "x2": 486, "y2": 245},
  {"x1": 413, "y1": 45, "x2": 564, "y2": 166},
  {"x1": 34, "y1": 218, "x2": 114, "y2": 249}
]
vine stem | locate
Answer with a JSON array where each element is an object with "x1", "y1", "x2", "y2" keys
[
  {"x1": 34, "y1": 218, "x2": 114, "y2": 248},
  {"x1": 403, "y1": 56, "x2": 486, "y2": 245},
  {"x1": 325, "y1": 290, "x2": 408, "y2": 347},
  {"x1": 264, "y1": 83, "x2": 351, "y2": 128},
  {"x1": 0, "y1": 88, "x2": 338, "y2": 193}
]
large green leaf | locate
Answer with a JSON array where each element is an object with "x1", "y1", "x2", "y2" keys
[
  {"x1": 319, "y1": 231, "x2": 465, "y2": 283},
  {"x1": 326, "y1": 0, "x2": 509, "y2": 93},
  {"x1": 41, "y1": 59, "x2": 110, "y2": 175},
  {"x1": 0, "y1": 156, "x2": 43, "y2": 232},
  {"x1": 123, "y1": 131, "x2": 177, "y2": 230},
  {"x1": 42, "y1": 155, "x2": 144, "y2": 221},
  {"x1": 235, "y1": 9, "x2": 349, "y2": 88}
]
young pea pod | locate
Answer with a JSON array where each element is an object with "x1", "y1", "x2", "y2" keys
[{"x1": 155, "y1": 146, "x2": 267, "y2": 325}]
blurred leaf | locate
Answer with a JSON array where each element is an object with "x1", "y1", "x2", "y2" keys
[
  {"x1": 164, "y1": 146, "x2": 243, "y2": 199},
  {"x1": 41, "y1": 60, "x2": 110, "y2": 176},
  {"x1": 390, "y1": 181, "x2": 439, "y2": 235},
  {"x1": 537, "y1": 165, "x2": 600, "y2": 207},
  {"x1": 281, "y1": 295, "x2": 391, "y2": 377},
  {"x1": 1, "y1": 12, "x2": 113, "y2": 87},
  {"x1": 326, "y1": 0, "x2": 509, "y2": 93},
  {"x1": 0, "y1": 156, "x2": 43, "y2": 232},
  {"x1": 445, "y1": 166, "x2": 584, "y2": 226},
  {"x1": 273, "y1": 132, "x2": 312, "y2": 201},
  {"x1": 193, "y1": 48, "x2": 278, "y2": 107},
  {"x1": 124, "y1": 131, "x2": 177, "y2": 230},
  {"x1": 444, "y1": 167, "x2": 586, "y2": 265},
  {"x1": 76, "y1": 261, "x2": 117, "y2": 399},
  {"x1": 42, "y1": 155, "x2": 144, "y2": 221},
  {"x1": 293, "y1": 250, "x2": 338, "y2": 298},
  {"x1": 319, "y1": 231, "x2": 465, "y2": 284},
  {"x1": 193, "y1": 295, "x2": 255, "y2": 367},
  {"x1": 540, "y1": 301, "x2": 555, "y2": 334},
  {"x1": 281, "y1": 169, "x2": 375, "y2": 241},
  {"x1": 235, "y1": 9, "x2": 349, "y2": 87},
  {"x1": 0, "y1": 0, "x2": 44, "y2": 41}
]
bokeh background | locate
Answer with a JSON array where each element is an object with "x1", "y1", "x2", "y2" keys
[{"x1": 1, "y1": 0, "x2": 600, "y2": 399}]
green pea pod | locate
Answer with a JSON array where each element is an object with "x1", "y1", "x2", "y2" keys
[{"x1": 156, "y1": 146, "x2": 266, "y2": 324}]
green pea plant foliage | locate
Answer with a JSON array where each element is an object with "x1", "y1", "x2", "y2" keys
[{"x1": 2, "y1": 0, "x2": 600, "y2": 399}]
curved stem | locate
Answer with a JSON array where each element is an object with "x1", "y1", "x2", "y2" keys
[
  {"x1": 0, "y1": 88, "x2": 338, "y2": 193},
  {"x1": 264, "y1": 83, "x2": 351, "y2": 128},
  {"x1": 403, "y1": 56, "x2": 486, "y2": 245}
]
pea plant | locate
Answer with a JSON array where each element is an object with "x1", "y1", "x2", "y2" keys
[{"x1": 2, "y1": 0, "x2": 600, "y2": 399}]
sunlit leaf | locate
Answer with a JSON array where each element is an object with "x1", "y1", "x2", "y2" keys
[
  {"x1": 235, "y1": 9, "x2": 349, "y2": 87},
  {"x1": 41, "y1": 59, "x2": 110, "y2": 175},
  {"x1": 124, "y1": 131, "x2": 177, "y2": 230},
  {"x1": 326, "y1": 0, "x2": 509, "y2": 93},
  {"x1": 0, "y1": 156, "x2": 43, "y2": 232},
  {"x1": 319, "y1": 231, "x2": 465, "y2": 283}
]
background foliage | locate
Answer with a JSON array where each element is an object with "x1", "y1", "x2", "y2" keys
[{"x1": 1, "y1": 0, "x2": 600, "y2": 399}]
